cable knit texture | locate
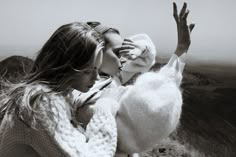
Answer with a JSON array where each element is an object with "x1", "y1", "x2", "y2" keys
[{"x1": 0, "y1": 84, "x2": 117, "y2": 157}]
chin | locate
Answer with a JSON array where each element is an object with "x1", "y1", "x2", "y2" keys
[
  {"x1": 80, "y1": 88, "x2": 89, "y2": 93},
  {"x1": 107, "y1": 71, "x2": 118, "y2": 77},
  {"x1": 100, "y1": 69, "x2": 116, "y2": 77},
  {"x1": 73, "y1": 86, "x2": 89, "y2": 93}
]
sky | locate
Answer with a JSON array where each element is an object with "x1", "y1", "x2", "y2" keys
[{"x1": 0, "y1": 0, "x2": 235, "y2": 66}]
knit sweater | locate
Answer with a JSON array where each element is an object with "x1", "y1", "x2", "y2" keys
[{"x1": 0, "y1": 84, "x2": 118, "y2": 157}]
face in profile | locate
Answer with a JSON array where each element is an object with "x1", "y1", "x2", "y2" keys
[
  {"x1": 100, "y1": 44, "x2": 122, "y2": 77},
  {"x1": 99, "y1": 31, "x2": 123, "y2": 77},
  {"x1": 70, "y1": 47, "x2": 103, "y2": 92}
]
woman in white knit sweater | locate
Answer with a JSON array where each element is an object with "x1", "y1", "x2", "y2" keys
[
  {"x1": 75, "y1": 2, "x2": 195, "y2": 157},
  {"x1": 0, "y1": 22, "x2": 119, "y2": 157}
]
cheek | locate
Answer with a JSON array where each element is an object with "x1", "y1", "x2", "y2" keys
[
  {"x1": 100, "y1": 61, "x2": 114, "y2": 74},
  {"x1": 79, "y1": 74, "x2": 93, "y2": 83},
  {"x1": 71, "y1": 74, "x2": 90, "y2": 87},
  {"x1": 101, "y1": 53, "x2": 120, "y2": 71}
]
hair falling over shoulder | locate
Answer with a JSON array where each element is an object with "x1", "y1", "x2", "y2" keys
[
  {"x1": 0, "y1": 22, "x2": 103, "y2": 128},
  {"x1": 0, "y1": 79, "x2": 57, "y2": 129},
  {"x1": 27, "y1": 22, "x2": 103, "y2": 91}
]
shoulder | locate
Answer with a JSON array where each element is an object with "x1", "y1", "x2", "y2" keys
[{"x1": 19, "y1": 83, "x2": 67, "y2": 129}]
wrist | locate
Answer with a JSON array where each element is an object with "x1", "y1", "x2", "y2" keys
[{"x1": 175, "y1": 45, "x2": 188, "y2": 57}]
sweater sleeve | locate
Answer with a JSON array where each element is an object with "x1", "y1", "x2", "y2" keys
[
  {"x1": 119, "y1": 34, "x2": 156, "y2": 84},
  {"x1": 116, "y1": 53, "x2": 185, "y2": 153},
  {"x1": 34, "y1": 95, "x2": 117, "y2": 157}
]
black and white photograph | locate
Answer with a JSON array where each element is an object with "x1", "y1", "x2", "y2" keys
[{"x1": 0, "y1": 0, "x2": 235, "y2": 157}]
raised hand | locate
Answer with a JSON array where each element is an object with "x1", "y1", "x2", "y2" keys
[{"x1": 173, "y1": 2, "x2": 195, "y2": 56}]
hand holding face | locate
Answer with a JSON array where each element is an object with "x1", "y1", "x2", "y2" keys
[
  {"x1": 173, "y1": 2, "x2": 195, "y2": 56},
  {"x1": 112, "y1": 38, "x2": 146, "y2": 60}
]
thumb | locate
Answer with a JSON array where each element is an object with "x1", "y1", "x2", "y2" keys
[{"x1": 189, "y1": 23, "x2": 195, "y2": 33}]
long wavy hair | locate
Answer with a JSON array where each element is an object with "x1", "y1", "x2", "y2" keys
[
  {"x1": 28, "y1": 22, "x2": 103, "y2": 91},
  {"x1": 0, "y1": 22, "x2": 103, "y2": 127}
]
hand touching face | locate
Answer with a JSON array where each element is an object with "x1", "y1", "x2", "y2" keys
[
  {"x1": 99, "y1": 32, "x2": 124, "y2": 77},
  {"x1": 100, "y1": 31, "x2": 146, "y2": 77}
]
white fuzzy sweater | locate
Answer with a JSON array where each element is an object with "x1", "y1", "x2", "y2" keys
[
  {"x1": 75, "y1": 53, "x2": 186, "y2": 156},
  {"x1": 0, "y1": 84, "x2": 118, "y2": 157},
  {"x1": 116, "y1": 54, "x2": 185, "y2": 153},
  {"x1": 74, "y1": 34, "x2": 186, "y2": 156}
]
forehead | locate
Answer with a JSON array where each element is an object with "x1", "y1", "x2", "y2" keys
[{"x1": 104, "y1": 31, "x2": 123, "y2": 47}]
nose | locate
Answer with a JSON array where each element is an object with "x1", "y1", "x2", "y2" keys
[
  {"x1": 92, "y1": 69, "x2": 100, "y2": 81},
  {"x1": 96, "y1": 73, "x2": 100, "y2": 80},
  {"x1": 120, "y1": 57, "x2": 127, "y2": 66},
  {"x1": 118, "y1": 59, "x2": 126, "y2": 71},
  {"x1": 118, "y1": 65, "x2": 123, "y2": 71}
]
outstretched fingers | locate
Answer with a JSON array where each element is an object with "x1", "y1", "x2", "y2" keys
[
  {"x1": 123, "y1": 38, "x2": 133, "y2": 43},
  {"x1": 112, "y1": 45, "x2": 134, "y2": 52},
  {"x1": 112, "y1": 45, "x2": 135, "y2": 57},
  {"x1": 173, "y1": 2, "x2": 179, "y2": 24},
  {"x1": 122, "y1": 41, "x2": 136, "y2": 47},
  {"x1": 179, "y1": 2, "x2": 187, "y2": 18},
  {"x1": 174, "y1": 2, "x2": 190, "y2": 26},
  {"x1": 182, "y1": 9, "x2": 190, "y2": 25},
  {"x1": 121, "y1": 53, "x2": 137, "y2": 60}
]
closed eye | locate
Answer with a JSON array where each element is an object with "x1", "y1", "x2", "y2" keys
[{"x1": 83, "y1": 67, "x2": 97, "y2": 74}]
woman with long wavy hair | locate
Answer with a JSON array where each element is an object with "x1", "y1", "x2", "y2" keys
[{"x1": 0, "y1": 22, "x2": 118, "y2": 157}]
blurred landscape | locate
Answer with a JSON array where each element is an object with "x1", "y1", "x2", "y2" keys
[
  {"x1": 0, "y1": 56, "x2": 236, "y2": 157},
  {"x1": 141, "y1": 63, "x2": 236, "y2": 157}
]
